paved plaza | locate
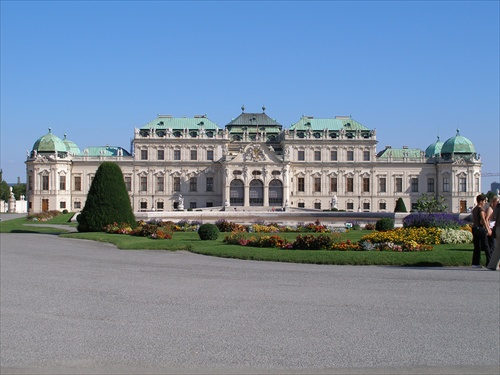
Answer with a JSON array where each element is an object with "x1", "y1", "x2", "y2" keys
[{"x1": 1, "y1": 232, "x2": 499, "y2": 375}]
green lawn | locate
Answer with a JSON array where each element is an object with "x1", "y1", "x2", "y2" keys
[{"x1": 0, "y1": 215, "x2": 478, "y2": 267}]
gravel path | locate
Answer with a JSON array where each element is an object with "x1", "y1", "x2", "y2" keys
[{"x1": 1, "y1": 233, "x2": 499, "y2": 375}]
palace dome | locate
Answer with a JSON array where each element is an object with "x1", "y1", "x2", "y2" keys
[
  {"x1": 32, "y1": 128, "x2": 67, "y2": 153},
  {"x1": 441, "y1": 129, "x2": 476, "y2": 155},
  {"x1": 425, "y1": 136, "x2": 444, "y2": 157},
  {"x1": 63, "y1": 134, "x2": 81, "y2": 155}
]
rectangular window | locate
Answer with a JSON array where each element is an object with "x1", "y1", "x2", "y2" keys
[
  {"x1": 140, "y1": 176, "x2": 147, "y2": 192},
  {"x1": 74, "y1": 176, "x2": 82, "y2": 191},
  {"x1": 459, "y1": 177, "x2": 466, "y2": 192},
  {"x1": 395, "y1": 177, "x2": 403, "y2": 193},
  {"x1": 59, "y1": 175, "x2": 66, "y2": 190},
  {"x1": 475, "y1": 178, "x2": 480, "y2": 192},
  {"x1": 157, "y1": 176, "x2": 164, "y2": 192},
  {"x1": 28, "y1": 175, "x2": 33, "y2": 191},
  {"x1": 330, "y1": 177, "x2": 337, "y2": 192},
  {"x1": 206, "y1": 177, "x2": 214, "y2": 192},
  {"x1": 190, "y1": 149, "x2": 197, "y2": 161},
  {"x1": 74, "y1": 201, "x2": 81, "y2": 209},
  {"x1": 379, "y1": 202, "x2": 386, "y2": 210},
  {"x1": 124, "y1": 176, "x2": 131, "y2": 191},
  {"x1": 330, "y1": 150, "x2": 337, "y2": 161},
  {"x1": 298, "y1": 150, "x2": 305, "y2": 161},
  {"x1": 174, "y1": 149, "x2": 181, "y2": 161},
  {"x1": 363, "y1": 150, "x2": 370, "y2": 161},
  {"x1": 298, "y1": 202, "x2": 305, "y2": 208},
  {"x1": 427, "y1": 178, "x2": 435, "y2": 193},
  {"x1": 347, "y1": 202, "x2": 354, "y2": 210},
  {"x1": 157, "y1": 149, "x2": 164, "y2": 160},
  {"x1": 140, "y1": 202, "x2": 147, "y2": 210},
  {"x1": 347, "y1": 150, "x2": 354, "y2": 161},
  {"x1": 411, "y1": 178, "x2": 419, "y2": 193},
  {"x1": 190, "y1": 202, "x2": 197, "y2": 209},
  {"x1": 443, "y1": 177, "x2": 450, "y2": 192},
  {"x1": 314, "y1": 202, "x2": 321, "y2": 210},
  {"x1": 363, "y1": 177, "x2": 370, "y2": 193},
  {"x1": 173, "y1": 177, "x2": 181, "y2": 192},
  {"x1": 60, "y1": 201, "x2": 66, "y2": 209},
  {"x1": 156, "y1": 201, "x2": 164, "y2": 211},
  {"x1": 346, "y1": 177, "x2": 354, "y2": 192},
  {"x1": 363, "y1": 202, "x2": 370, "y2": 211},
  {"x1": 411, "y1": 203, "x2": 418, "y2": 211},
  {"x1": 207, "y1": 150, "x2": 214, "y2": 161},
  {"x1": 297, "y1": 177, "x2": 305, "y2": 192},
  {"x1": 190, "y1": 177, "x2": 197, "y2": 191},
  {"x1": 379, "y1": 177, "x2": 387, "y2": 193},
  {"x1": 42, "y1": 175, "x2": 49, "y2": 191},
  {"x1": 141, "y1": 149, "x2": 148, "y2": 160},
  {"x1": 314, "y1": 150, "x2": 321, "y2": 161},
  {"x1": 314, "y1": 177, "x2": 321, "y2": 192},
  {"x1": 206, "y1": 202, "x2": 213, "y2": 208}
]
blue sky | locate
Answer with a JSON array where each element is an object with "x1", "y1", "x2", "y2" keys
[{"x1": 1, "y1": 1, "x2": 499, "y2": 189}]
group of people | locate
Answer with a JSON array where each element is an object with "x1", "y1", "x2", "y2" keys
[{"x1": 471, "y1": 194, "x2": 500, "y2": 270}]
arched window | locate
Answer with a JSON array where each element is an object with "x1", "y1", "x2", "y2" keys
[
  {"x1": 269, "y1": 180, "x2": 283, "y2": 206},
  {"x1": 249, "y1": 180, "x2": 264, "y2": 206},
  {"x1": 230, "y1": 179, "x2": 244, "y2": 206}
]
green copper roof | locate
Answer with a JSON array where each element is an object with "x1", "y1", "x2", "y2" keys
[
  {"x1": 290, "y1": 116, "x2": 370, "y2": 131},
  {"x1": 377, "y1": 147, "x2": 423, "y2": 159},
  {"x1": 63, "y1": 134, "x2": 81, "y2": 155},
  {"x1": 32, "y1": 128, "x2": 67, "y2": 153},
  {"x1": 425, "y1": 136, "x2": 443, "y2": 157},
  {"x1": 83, "y1": 146, "x2": 131, "y2": 157},
  {"x1": 140, "y1": 115, "x2": 221, "y2": 130},
  {"x1": 441, "y1": 130, "x2": 476, "y2": 155},
  {"x1": 226, "y1": 112, "x2": 282, "y2": 129}
]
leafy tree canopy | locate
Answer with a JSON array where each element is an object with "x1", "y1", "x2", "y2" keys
[{"x1": 416, "y1": 193, "x2": 447, "y2": 213}]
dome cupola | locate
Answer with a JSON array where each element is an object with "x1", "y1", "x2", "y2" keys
[
  {"x1": 63, "y1": 133, "x2": 81, "y2": 155},
  {"x1": 32, "y1": 128, "x2": 67, "y2": 154},
  {"x1": 425, "y1": 136, "x2": 444, "y2": 157},
  {"x1": 441, "y1": 129, "x2": 476, "y2": 156}
]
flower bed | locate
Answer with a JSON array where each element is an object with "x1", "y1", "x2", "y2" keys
[
  {"x1": 440, "y1": 228, "x2": 473, "y2": 244},
  {"x1": 27, "y1": 210, "x2": 62, "y2": 222},
  {"x1": 361, "y1": 227, "x2": 442, "y2": 245}
]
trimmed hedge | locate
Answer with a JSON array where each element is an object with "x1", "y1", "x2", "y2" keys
[
  {"x1": 198, "y1": 223, "x2": 220, "y2": 240},
  {"x1": 77, "y1": 162, "x2": 136, "y2": 232}
]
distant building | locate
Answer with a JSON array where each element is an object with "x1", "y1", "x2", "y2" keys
[
  {"x1": 25, "y1": 108, "x2": 482, "y2": 214},
  {"x1": 491, "y1": 182, "x2": 500, "y2": 195}
]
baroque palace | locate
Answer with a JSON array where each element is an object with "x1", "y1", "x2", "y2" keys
[{"x1": 26, "y1": 107, "x2": 482, "y2": 214}]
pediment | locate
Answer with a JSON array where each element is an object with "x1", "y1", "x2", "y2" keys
[{"x1": 227, "y1": 143, "x2": 283, "y2": 164}]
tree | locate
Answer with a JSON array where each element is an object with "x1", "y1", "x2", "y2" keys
[
  {"x1": 0, "y1": 180, "x2": 9, "y2": 201},
  {"x1": 485, "y1": 191, "x2": 496, "y2": 203},
  {"x1": 415, "y1": 193, "x2": 447, "y2": 213},
  {"x1": 394, "y1": 197, "x2": 407, "y2": 213},
  {"x1": 77, "y1": 162, "x2": 137, "y2": 232},
  {"x1": 12, "y1": 183, "x2": 26, "y2": 200}
]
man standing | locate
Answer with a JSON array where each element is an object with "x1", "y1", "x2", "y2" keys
[{"x1": 471, "y1": 194, "x2": 491, "y2": 268}]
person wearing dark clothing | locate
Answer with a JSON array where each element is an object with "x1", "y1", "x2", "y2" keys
[{"x1": 471, "y1": 194, "x2": 491, "y2": 267}]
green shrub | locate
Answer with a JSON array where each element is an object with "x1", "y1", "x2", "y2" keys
[
  {"x1": 394, "y1": 197, "x2": 407, "y2": 213},
  {"x1": 77, "y1": 162, "x2": 136, "y2": 232},
  {"x1": 375, "y1": 218, "x2": 395, "y2": 231},
  {"x1": 198, "y1": 223, "x2": 220, "y2": 240}
]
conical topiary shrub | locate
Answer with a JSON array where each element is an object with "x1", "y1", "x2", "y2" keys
[
  {"x1": 77, "y1": 162, "x2": 136, "y2": 232},
  {"x1": 394, "y1": 197, "x2": 408, "y2": 213}
]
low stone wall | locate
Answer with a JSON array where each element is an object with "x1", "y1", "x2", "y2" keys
[
  {"x1": 135, "y1": 209, "x2": 401, "y2": 228},
  {"x1": 0, "y1": 199, "x2": 28, "y2": 213}
]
